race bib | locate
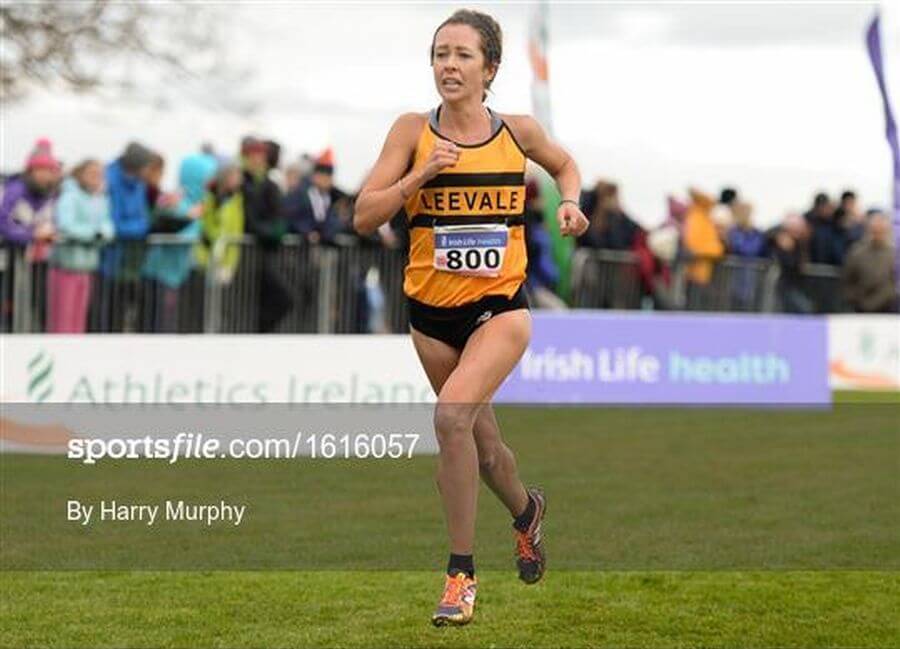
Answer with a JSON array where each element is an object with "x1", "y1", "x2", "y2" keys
[{"x1": 433, "y1": 223, "x2": 508, "y2": 278}]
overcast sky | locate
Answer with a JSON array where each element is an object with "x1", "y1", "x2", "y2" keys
[{"x1": 4, "y1": 1, "x2": 899, "y2": 226}]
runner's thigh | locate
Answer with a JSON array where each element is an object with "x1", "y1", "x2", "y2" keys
[
  {"x1": 439, "y1": 309, "x2": 531, "y2": 405},
  {"x1": 410, "y1": 326, "x2": 461, "y2": 394}
]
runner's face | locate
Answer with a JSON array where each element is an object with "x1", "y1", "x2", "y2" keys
[{"x1": 432, "y1": 24, "x2": 494, "y2": 102}]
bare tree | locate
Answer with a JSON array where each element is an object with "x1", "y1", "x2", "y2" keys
[{"x1": 1, "y1": 1, "x2": 239, "y2": 106}]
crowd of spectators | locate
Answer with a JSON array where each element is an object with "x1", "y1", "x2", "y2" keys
[
  {"x1": 0, "y1": 137, "x2": 388, "y2": 333},
  {"x1": 573, "y1": 181, "x2": 898, "y2": 314},
  {"x1": 1, "y1": 136, "x2": 897, "y2": 335}
]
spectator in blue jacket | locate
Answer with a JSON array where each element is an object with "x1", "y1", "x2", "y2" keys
[
  {"x1": 142, "y1": 152, "x2": 218, "y2": 332},
  {"x1": 98, "y1": 141, "x2": 155, "y2": 331},
  {"x1": 105, "y1": 142, "x2": 154, "y2": 244},
  {"x1": 101, "y1": 142, "x2": 155, "y2": 274},
  {"x1": 282, "y1": 148, "x2": 348, "y2": 245},
  {"x1": 726, "y1": 201, "x2": 768, "y2": 310},
  {"x1": 727, "y1": 202, "x2": 767, "y2": 258}
]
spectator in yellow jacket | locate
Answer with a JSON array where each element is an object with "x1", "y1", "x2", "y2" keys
[
  {"x1": 683, "y1": 188, "x2": 724, "y2": 286},
  {"x1": 195, "y1": 162, "x2": 245, "y2": 285}
]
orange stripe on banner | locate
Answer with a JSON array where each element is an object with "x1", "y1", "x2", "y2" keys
[
  {"x1": 0, "y1": 417, "x2": 73, "y2": 446},
  {"x1": 829, "y1": 360, "x2": 899, "y2": 389}
]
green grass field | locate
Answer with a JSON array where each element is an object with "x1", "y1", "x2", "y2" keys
[{"x1": 2, "y1": 393, "x2": 898, "y2": 648}]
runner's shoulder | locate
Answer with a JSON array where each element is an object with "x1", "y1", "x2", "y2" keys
[
  {"x1": 390, "y1": 112, "x2": 430, "y2": 145},
  {"x1": 497, "y1": 113, "x2": 544, "y2": 153}
]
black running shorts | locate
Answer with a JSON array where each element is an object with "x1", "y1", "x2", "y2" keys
[{"x1": 408, "y1": 285, "x2": 530, "y2": 351}]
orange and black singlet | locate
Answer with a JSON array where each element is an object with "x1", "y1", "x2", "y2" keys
[{"x1": 403, "y1": 107, "x2": 527, "y2": 308}]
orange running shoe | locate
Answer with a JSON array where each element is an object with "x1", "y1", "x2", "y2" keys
[
  {"x1": 431, "y1": 572, "x2": 478, "y2": 627},
  {"x1": 515, "y1": 487, "x2": 546, "y2": 584}
]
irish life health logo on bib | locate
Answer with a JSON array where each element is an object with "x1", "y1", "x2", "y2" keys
[{"x1": 433, "y1": 223, "x2": 509, "y2": 278}]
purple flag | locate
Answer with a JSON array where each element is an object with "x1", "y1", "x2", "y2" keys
[{"x1": 865, "y1": 13, "x2": 900, "y2": 280}]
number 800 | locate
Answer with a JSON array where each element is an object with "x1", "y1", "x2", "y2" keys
[{"x1": 446, "y1": 248, "x2": 500, "y2": 270}]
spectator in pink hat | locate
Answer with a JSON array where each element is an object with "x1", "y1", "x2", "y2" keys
[
  {"x1": 0, "y1": 138, "x2": 61, "y2": 247},
  {"x1": 0, "y1": 139, "x2": 61, "y2": 331}
]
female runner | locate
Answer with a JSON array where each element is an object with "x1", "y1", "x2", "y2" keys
[{"x1": 354, "y1": 9, "x2": 588, "y2": 626}]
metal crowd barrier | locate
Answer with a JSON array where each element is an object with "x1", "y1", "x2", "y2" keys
[
  {"x1": 0, "y1": 235, "x2": 409, "y2": 334},
  {"x1": 1, "y1": 240, "x2": 857, "y2": 334},
  {"x1": 202, "y1": 235, "x2": 409, "y2": 334},
  {"x1": 796, "y1": 263, "x2": 849, "y2": 314},
  {"x1": 569, "y1": 248, "x2": 849, "y2": 314},
  {"x1": 678, "y1": 256, "x2": 780, "y2": 312},
  {"x1": 570, "y1": 248, "x2": 643, "y2": 309}
]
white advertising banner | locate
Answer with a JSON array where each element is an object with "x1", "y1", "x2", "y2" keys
[
  {"x1": 827, "y1": 315, "x2": 900, "y2": 391},
  {"x1": 1, "y1": 336, "x2": 437, "y2": 457},
  {"x1": 1, "y1": 335, "x2": 434, "y2": 404}
]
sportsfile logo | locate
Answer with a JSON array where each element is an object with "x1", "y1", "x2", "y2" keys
[{"x1": 27, "y1": 350, "x2": 54, "y2": 402}]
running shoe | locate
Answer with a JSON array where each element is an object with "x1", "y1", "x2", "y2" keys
[
  {"x1": 515, "y1": 487, "x2": 546, "y2": 584},
  {"x1": 431, "y1": 572, "x2": 477, "y2": 627}
]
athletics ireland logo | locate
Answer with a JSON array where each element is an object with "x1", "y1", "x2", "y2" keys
[{"x1": 27, "y1": 350, "x2": 54, "y2": 403}]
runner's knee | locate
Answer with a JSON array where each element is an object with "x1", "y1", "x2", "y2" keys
[{"x1": 434, "y1": 402, "x2": 476, "y2": 445}]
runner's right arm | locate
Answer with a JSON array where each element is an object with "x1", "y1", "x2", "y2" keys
[{"x1": 354, "y1": 113, "x2": 459, "y2": 235}]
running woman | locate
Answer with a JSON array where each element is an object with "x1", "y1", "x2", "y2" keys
[{"x1": 354, "y1": 9, "x2": 588, "y2": 626}]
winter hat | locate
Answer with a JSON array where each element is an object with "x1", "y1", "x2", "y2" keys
[
  {"x1": 26, "y1": 138, "x2": 61, "y2": 172},
  {"x1": 120, "y1": 141, "x2": 155, "y2": 173},
  {"x1": 313, "y1": 148, "x2": 334, "y2": 174}
]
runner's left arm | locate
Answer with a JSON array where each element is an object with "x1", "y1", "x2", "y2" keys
[{"x1": 505, "y1": 115, "x2": 588, "y2": 237}]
